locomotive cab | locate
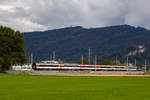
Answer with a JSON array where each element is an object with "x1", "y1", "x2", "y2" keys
[{"x1": 32, "y1": 63, "x2": 37, "y2": 70}]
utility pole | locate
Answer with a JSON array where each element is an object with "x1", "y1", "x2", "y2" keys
[
  {"x1": 82, "y1": 55, "x2": 84, "y2": 64},
  {"x1": 127, "y1": 57, "x2": 128, "y2": 66},
  {"x1": 88, "y1": 48, "x2": 91, "y2": 64},
  {"x1": 134, "y1": 59, "x2": 136, "y2": 66},
  {"x1": 127, "y1": 57, "x2": 128, "y2": 72},
  {"x1": 145, "y1": 59, "x2": 147, "y2": 72},
  {"x1": 95, "y1": 55, "x2": 97, "y2": 65},
  {"x1": 95, "y1": 55, "x2": 97, "y2": 72},
  {"x1": 50, "y1": 55, "x2": 53, "y2": 61},
  {"x1": 53, "y1": 51, "x2": 55, "y2": 61},
  {"x1": 28, "y1": 55, "x2": 30, "y2": 64},
  {"x1": 31, "y1": 53, "x2": 33, "y2": 65}
]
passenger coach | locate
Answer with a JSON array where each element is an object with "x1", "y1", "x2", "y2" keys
[{"x1": 32, "y1": 63, "x2": 137, "y2": 71}]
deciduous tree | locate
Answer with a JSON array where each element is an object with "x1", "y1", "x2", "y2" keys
[{"x1": 0, "y1": 26, "x2": 27, "y2": 71}]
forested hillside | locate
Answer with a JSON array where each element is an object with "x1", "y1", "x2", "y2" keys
[{"x1": 24, "y1": 25, "x2": 150, "y2": 65}]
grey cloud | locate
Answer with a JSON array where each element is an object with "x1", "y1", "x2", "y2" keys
[
  {"x1": 124, "y1": 0, "x2": 150, "y2": 28},
  {"x1": 0, "y1": 0, "x2": 150, "y2": 32}
]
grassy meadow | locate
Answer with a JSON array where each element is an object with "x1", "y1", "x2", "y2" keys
[{"x1": 0, "y1": 74, "x2": 150, "y2": 100}]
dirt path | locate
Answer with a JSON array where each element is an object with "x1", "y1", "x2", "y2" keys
[{"x1": 8, "y1": 70, "x2": 150, "y2": 77}]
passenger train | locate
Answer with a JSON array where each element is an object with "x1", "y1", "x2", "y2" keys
[{"x1": 32, "y1": 63, "x2": 137, "y2": 71}]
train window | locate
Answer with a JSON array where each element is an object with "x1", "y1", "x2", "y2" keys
[{"x1": 39, "y1": 65, "x2": 58, "y2": 67}]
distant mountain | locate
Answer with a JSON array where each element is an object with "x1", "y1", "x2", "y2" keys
[{"x1": 24, "y1": 25, "x2": 150, "y2": 65}]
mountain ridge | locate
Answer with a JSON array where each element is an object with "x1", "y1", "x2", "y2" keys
[{"x1": 24, "y1": 24, "x2": 150, "y2": 65}]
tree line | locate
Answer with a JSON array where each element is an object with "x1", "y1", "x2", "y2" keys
[{"x1": 77, "y1": 58, "x2": 121, "y2": 66}]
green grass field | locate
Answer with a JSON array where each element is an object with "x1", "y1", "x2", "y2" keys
[{"x1": 0, "y1": 74, "x2": 150, "y2": 100}]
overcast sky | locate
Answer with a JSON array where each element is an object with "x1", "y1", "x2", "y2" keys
[{"x1": 0, "y1": 0, "x2": 150, "y2": 32}]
